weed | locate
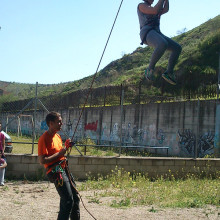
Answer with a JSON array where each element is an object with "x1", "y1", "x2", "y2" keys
[
  {"x1": 88, "y1": 197, "x2": 101, "y2": 204},
  {"x1": 1, "y1": 186, "x2": 9, "y2": 191},
  {"x1": 110, "y1": 198, "x2": 131, "y2": 208},
  {"x1": 149, "y1": 206, "x2": 157, "y2": 213},
  {"x1": 80, "y1": 166, "x2": 220, "y2": 209}
]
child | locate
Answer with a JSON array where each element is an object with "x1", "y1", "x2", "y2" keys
[
  {"x1": 0, "y1": 150, "x2": 7, "y2": 186},
  {"x1": 137, "y1": 0, "x2": 182, "y2": 85}
]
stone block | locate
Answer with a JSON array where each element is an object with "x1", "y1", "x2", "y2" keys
[
  {"x1": 92, "y1": 158, "x2": 105, "y2": 165},
  {"x1": 163, "y1": 160, "x2": 175, "y2": 166},
  {"x1": 97, "y1": 165, "x2": 115, "y2": 174},
  {"x1": 185, "y1": 160, "x2": 196, "y2": 166},
  {"x1": 152, "y1": 160, "x2": 164, "y2": 166},
  {"x1": 129, "y1": 159, "x2": 142, "y2": 166},
  {"x1": 141, "y1": 159, "x2": 153, "y2": 166},
  {"x1": 104, "y1": 158, "x2": 117, "y2": 165},
  {"x1": 78, "y1": 157, "x2": 92, "y2": 165},
  {"x1": 174, "y1": 160, "x2": 186, "y2": 166},
  {"x1": 10, "y1": 163, "x2": 28, "y2": 172},
  {"x1": 28, "y1": 164, "x2": 42, "y2": 172},
  {"x1": 6, "y1": 154, "x2": 22, "y2": 163},
  {"x1": 69, "y1": 165, "x2": 85, "y2": 172},
  {"x1": 195, "y1": 160, "x2": 207, "y2": 167},
  {"x1": 68, "y1": 157, "x2": 79, "y2": 165},
  {"x1": 85, "y1": 164, "x2": 98, "y2": 172},
  {"x1": 21, "y1": 155, "x2": 38, "y2": 164},
  {"x1": 116, "y1": 158, "x2": 130, "y2": 165}
]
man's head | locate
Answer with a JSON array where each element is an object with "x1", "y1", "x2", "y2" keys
[{"x1": 46, "y1": 112, "x2": 62, "y2": 132}]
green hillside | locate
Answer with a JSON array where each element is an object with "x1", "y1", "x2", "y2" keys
[{"x1": 0, "y1": 14, "x2": 220, "y2": 101}]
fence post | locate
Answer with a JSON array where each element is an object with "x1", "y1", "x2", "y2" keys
[
  {"x1": 32, "y1": 82, "x2": 38, "y2": 154},
  {"x1": 119, "y1": 84, "x2": 122, "y2": 106},
  {"x1": 119, "y1": 86, "x2": 124, "y2": 157},
  {"x1": 195, "y1": 98, "x2": 200, "y2": 158},
  {"x1": 217, "y1": 52, "x2": 220, "y2": 100},
  {"x1": 104, "y1": 86, "x2": 106, "y2": 107},
  {"x1": 138, "y1": 82, "x2": 141, "y2": 104}
]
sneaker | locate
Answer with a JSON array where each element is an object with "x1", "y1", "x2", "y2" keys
[
  {"x1": 162, "y1": 71, "x2": 177, "y2": 85},
  {"x1": 0, "y1": 183, "x2": 4, "y2": 186},
  {"x1": 144, "y1": 68, "x2": 155, "y2": 82}
]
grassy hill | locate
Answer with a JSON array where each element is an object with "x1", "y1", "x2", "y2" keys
[{"x1": 0, "y1": 14, "x2": 220, "y2": 102}]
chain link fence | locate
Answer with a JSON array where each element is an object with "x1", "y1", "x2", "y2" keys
[{"x1": 0, "y1": 80, "x2": 219, "y2": 158}]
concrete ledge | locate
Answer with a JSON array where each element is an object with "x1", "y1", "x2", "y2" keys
[{"x1": 4, "y1": 154, "x2": 220, "y2": 180}]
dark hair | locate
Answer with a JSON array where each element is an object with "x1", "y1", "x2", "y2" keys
[{"x1": 46, "y1": 112, "x2": 61, "y2": 126}]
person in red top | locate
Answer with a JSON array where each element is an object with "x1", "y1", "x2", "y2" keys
[
  {"x1": 0, "y1": 122, "x2": 5, "y2": 154},
  {"x1": 38, "y1": 111, "x2": 80, "y2": 220}
]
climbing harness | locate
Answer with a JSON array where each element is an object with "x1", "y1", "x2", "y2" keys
[
  {"x1": 139, "y1": 6, "x2": 162, "y2": 45},
  {"x1": 52, "y1": 164, "x2": 64, "y2": 187}
]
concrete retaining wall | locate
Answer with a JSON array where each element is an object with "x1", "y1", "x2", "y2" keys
[
  {"x1": 2, "y1": 100, "x2": 219, "y2": 157},
  {"x1": 5, "y1": 154, "x2": 220, "y2": 180}
]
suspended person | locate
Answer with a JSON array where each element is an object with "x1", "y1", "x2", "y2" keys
[
  {"x1": 137, "y1": 0, "x2": 182, "y2": 85},
  {"x1": 38, "y1": 112, "x2": 80, "y2": 220}
]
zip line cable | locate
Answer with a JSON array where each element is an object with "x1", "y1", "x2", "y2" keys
[{"x1": 70, "y1": 0, "x2": 124, "y2": 148}]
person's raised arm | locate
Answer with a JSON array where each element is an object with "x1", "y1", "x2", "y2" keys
[
  {"x1": 139, "y1": 0, "x2": 165, "y2": 15},
  {"x1": 39, "y1": 148, "x2": 66, "y2": 165},
  {"x1": 161, "y1": 0, "x2": 169, "y2": 15}
]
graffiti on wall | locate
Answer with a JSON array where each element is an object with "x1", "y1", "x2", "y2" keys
[
  {"x1": 110, "y1": 123, "x2": 120, "y2": 142},
  {"x1": 107, "y1": 122, "x2": 167, "y2": 146},
  {"x1": 157, "y1": 129, "x2": 165, "y2": 144},
  {"x1": 40, "y1": 120, "x2": 48, "y2": 131},
  {"x1": 101, "y1": 123, "x2": 109, "y2": 141},
  {"x1": 178, "y1": 129, "x2": 214, "y2": 157},
  {"x1": 84, "y1": 120, "x2": 98, "y2": 132},
  {"x1": 83, "y1": 120, "x2": 98, "y2": 140}
]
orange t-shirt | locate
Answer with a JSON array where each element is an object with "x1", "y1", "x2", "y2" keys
[{"x1": 38, "y1": 131, "x2": 65, "y2": 174}]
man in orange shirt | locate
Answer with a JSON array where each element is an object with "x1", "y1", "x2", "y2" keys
[{"x1": 38, "y1": 111, "x2": 80, "y2": 220}]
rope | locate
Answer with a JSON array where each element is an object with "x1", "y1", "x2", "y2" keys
[
  {"x1": 65, "y1": 160, "x2": 97, "y2": 220},
  {"x1": 70, "y1": 0, "x2": 124, "y2": 147},
  {"x1": 66, "y1": 1, "x2": 125, "y2": 218}
]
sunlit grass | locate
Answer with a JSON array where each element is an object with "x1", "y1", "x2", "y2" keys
[
  {"x1": 79, "y1": 166, "x2": 220, "y2": 208},
  {"x1": 8, "y1": 133, "x2": 38, "y2": 154},
  {"x1": 8, "y1": 134, "x2": 122, "y2": 156}
]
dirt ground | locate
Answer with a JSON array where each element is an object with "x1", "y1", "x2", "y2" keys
[{"x1": 0, "y1": 181, "x2": 219, "y2": 220}]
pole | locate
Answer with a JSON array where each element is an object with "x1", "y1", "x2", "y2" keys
[
  {"x1": 119, "y1": 87, "x2": 124, "y2": 157},
  {"x1": 218, "y1": 52, "x2": 220, "y2": 100},
  {"x1": 6, "y1": 117, "x2": 8, "y2": 133},
  {"x1": 195, "y1": 98, "x2": 200, "y2": 159},
  {"x1": 32, "y1": 82, "x2": 38, "y2": 154}
]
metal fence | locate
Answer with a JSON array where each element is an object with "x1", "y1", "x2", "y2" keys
[{"x1": 0, "y1": 79, "x2": 220, "y2": 158}]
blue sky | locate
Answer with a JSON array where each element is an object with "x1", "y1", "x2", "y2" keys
[{"x1": 0, "y1": 0, "x2": 219, "y2": 84}]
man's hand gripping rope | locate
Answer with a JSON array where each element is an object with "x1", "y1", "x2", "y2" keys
[{"x1": 65, "y1": 139, "x2": 75, "y2": 155}]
